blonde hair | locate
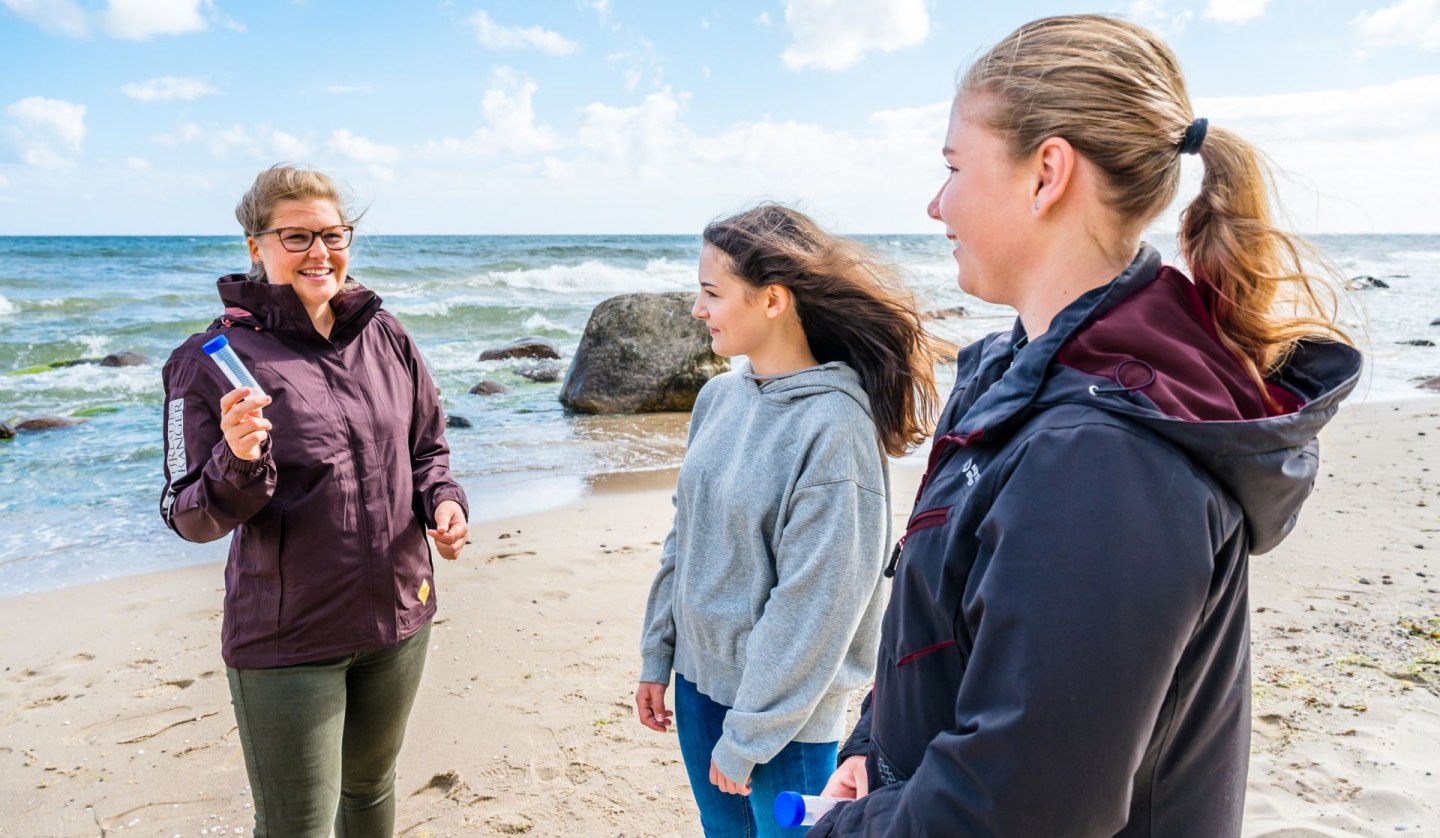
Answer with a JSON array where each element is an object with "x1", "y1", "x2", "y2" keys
[
  {"x1": 703, "y1": 204, "x2": 940, "y2": 456},
  {"x1": 235, "y1": 164, "x2": 355, "y2": 282},
  {"x1": 964, "y1": 15, "x2": 1352, "y2": 406}
]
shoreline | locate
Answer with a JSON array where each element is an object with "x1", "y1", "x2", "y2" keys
[{"x1": 0, "y1": 399, "x2": 1437, "y2": 836}]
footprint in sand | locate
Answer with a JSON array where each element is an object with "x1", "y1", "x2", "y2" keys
[
  {"x1": 72, "y1": 705, "x2": 216, "y2": 746},
  {"x1": 23, "y1": 694, "x2": 70, "y2": 710},
  {"x1": 485, "y1": 550, "x2": 538, "y2": 565}
]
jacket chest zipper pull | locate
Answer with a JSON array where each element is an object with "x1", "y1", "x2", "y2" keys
[{"x1": 884, "y1": 539, "x2": 904, "y2": 578}]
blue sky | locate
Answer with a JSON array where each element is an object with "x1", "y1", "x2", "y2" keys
[{"x1": 1, "y1": 0, "x2": 1437, "y2": 234}]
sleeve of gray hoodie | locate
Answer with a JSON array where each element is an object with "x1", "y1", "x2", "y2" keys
[
  {"x1": 638, "y1": 378, "x2": 721, "y2": 685},
  {"x1": 712, "y1": 416, "x2": 888, "y2": 784}
]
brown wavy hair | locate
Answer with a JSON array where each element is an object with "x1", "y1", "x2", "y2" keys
[
  {"x1": 703, "y1": 204, "x2": 940, "y2": 456},
  {"x1": 963, "y1": 15, "x2": 1353, "y2": 407}
]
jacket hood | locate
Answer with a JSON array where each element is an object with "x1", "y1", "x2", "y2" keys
[
  {"x1": 946, "y1": 244, "x2": 1361, "y2": 554},
  {"x1": 741, "y1": 360, "x2": 875, "y2": 418},
  {"x1": 214, "y1": 273, "x2": 381, "y2": 342}
]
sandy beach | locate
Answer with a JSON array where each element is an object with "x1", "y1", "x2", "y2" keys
[{"x1": 1, "y1": 398, "x2": 1437, "y2": 837}]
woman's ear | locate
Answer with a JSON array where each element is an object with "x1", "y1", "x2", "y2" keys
[
  {"x1": 246, "y1": 236, "x2": 262, "y2": 266},
  {"x1": 763, "y1": 284, "x2": 793, "y2": 321},
  {"x1": 1032, "y1": 135, "x2": 1077, "y2": 216}
]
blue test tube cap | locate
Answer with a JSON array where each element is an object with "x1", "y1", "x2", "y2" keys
[
  {"x1": 773, "y1": 791, "x2": 806, "y2": 829},
  {"x1": 202, "y1": 334, "x2": 231, "y2": 355}
]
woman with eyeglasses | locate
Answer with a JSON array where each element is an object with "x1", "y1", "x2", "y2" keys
[{"x1": 159, "y1": 164, "x2": 469, "y2": 837}]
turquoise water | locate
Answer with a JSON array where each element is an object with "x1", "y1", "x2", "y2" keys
[{"x1": 0, "y1": 233, "x2": 1435, "y2": 594}]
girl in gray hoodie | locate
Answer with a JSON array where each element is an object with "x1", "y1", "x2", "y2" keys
[{"x1": 636, "y1": 204, "x2": 940, "y2": 837}]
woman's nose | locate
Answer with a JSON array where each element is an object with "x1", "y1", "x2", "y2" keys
[{"x1": 927, "y1": 188, "x2": 943, "y2": 221}]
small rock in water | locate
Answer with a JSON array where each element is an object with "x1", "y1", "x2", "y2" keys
[
  {"x1": 0, "y1": 421, "x2": 14, "y2": 440},
  {"x1": 1431, "y1": 316, "x2": 1440, "y2": 326},
  {"x1": 470, "y1": 379, "x2": 508, "y2": 396},
  {"x1": 14, "y1": 415, "x2": 85, "y2": 431},
  {"x1": 1418, "y1": 376, "x2": 1440, "y2": 392},
  {"x1": 1348, "y1": 275, "x2": 1390, "y2": 290},
  {"x1": 479, "y1": 337, "x2": 561, "y2": 362},
  {"x1": 445, "y1": 415, "x2": 473, "y2": 429},
  {"x1": 515, "y1": 360, "x2": 563, "y2": 383},
  {"x1": 923, "y1": 306, "x2": 969, "y2": 320},
  {"x1": 100, "y1": 351, "x2": 147, "y2": 367},
  {"x1": 1398, "y1": 339, "x2": 1436, "y2": 347}
]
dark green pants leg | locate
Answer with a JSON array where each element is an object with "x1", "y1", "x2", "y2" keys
[{"x1": 227, "y1": 622, "x2": 431, "y2": 838}]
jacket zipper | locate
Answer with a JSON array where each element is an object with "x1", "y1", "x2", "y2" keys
[{"x1": 884, "y1": 505, "x2": 951, "y2": 578}]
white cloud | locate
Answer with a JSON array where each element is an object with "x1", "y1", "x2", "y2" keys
[
  {"x1": 469, "y1": 10, "x2": 577, "y2": 56},
  {"x1": 1204, "y1": 0, "x2": 1269, "y2": 23},
  {"x1": 781, "y1": 0, "x2": 928, "y2": 71},
  {"x1": 5, "y1": 97, "x2": 86, "y2": 168},
  {"x1": 580, "y1": 0, "x2": 610, "y2": 21},
  {"x1": 124, "y1": 156, "x2": 150, "y2": 170},
  {"x1": 328, "y1": 129, "x2": 398, "y2": 164},
  {"x1": 1126, "y1": 0, "x2": 1195, "y2": 35},
  {"x1": 102, "y1": 0, "x2": 207, "y2": 39},
  {"x1": 1354, "y1": 0, "x2": 1440, "y2": 51},
  {"x1": 121, "y1": 75, "x2": 219, "y2": 102},
  {"x1": 424, "y1": 68, "x2": 559, "y2": 157},
  {"x1": 153, "y1": 121, "x2": 264, "y2": 157},
  {"x1": 755, "y1": 11, "x2": 773, "y2": 26},
  {"x1": 0, "y1": 173, "x2": 9, "y2": 188},
  {"x1": 608, "y1": 43, "x2": 664, "y2": 92},
  {"x1": 2, "y1": 0, "x2": 233, "y2": 40},
  {"x1": 2, "y1": 0, "x2": 88, "y2": 37},
  {"x1": 270, "y1": 130, "x2": 309, "y2": 158}
]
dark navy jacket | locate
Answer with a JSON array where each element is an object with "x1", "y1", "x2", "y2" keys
[{"x1": 812, "y1": 246, "x2": 1360, "y2": 837}]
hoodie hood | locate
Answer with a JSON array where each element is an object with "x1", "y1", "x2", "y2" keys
[
  {"x1": 214, "y1": 273, "x2": 381, "y2": 343},
  {"x1": 742, "y1": 359, "x2": 876, "y2": 419},
  {"x1": 944, "y1": 244, "x2": 1361, "y2": 554}
]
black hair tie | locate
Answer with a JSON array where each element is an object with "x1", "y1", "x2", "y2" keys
[{"x1": 1178, "y1": 117, "x2": 1208, "y2": 155}]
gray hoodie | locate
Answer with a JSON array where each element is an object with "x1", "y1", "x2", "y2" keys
[{"x1": 640, "y1": 360, "x2": 891, "y2": 784}]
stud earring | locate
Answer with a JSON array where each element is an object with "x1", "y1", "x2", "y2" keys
[{"x1": 1033, "y1": 200, "x2": 1040, "y2": 211}]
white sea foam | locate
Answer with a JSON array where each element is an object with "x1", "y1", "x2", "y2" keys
[
  {"x1": 0, "y1": 294, "x2": 14, "y2": 316},
  {"x1": 477, "y1": 258, "x2": 694, "y2": 294},
  {"x1": 522, "y1": 313, "x2": 579, "y2": 334},
  {"x1": 389, "y1": 300, "x2": 453, "y2": 317}
]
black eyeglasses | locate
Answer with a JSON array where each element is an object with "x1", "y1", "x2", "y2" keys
[{"x1": 252, "y1": 225, "x2": 355, "y2": 252}]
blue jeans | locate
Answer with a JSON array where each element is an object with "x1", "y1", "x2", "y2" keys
[{"x1": 674, "y1": 673, "x2": 838, "y2": 838}]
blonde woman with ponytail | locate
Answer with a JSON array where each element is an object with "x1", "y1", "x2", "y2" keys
[{"x1": 812, "y1": 15, "x2": 1360, "y2": 837}]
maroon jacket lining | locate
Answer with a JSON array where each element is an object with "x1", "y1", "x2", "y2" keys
[{"x1": 1056, "y1": 266, "x2": 1301, "y2": 422}]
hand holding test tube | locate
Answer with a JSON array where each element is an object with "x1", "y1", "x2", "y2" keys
[{"x1": 203, "y1": 334, "x2": 271, "y2": 461}]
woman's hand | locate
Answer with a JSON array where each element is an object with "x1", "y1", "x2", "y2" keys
[
  {"x1": 428, "y1": 500, "x2": 468, "y2": 560},
  {"x1": 710, "y1": 760, "x2": 751, "y2": 796},
  {"x1": 822, "y1": 755, "x2": 869, "y2": 799},
  {"x1": 634, "y1": 681, "x2": 673, "y2": 732},
  {"x1": 219, "y1": 386, "x2": 272, "y2": 461}
]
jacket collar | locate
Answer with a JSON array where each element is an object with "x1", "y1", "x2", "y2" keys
[
  {"x1": 950, "y1": 244, "x2": 1164, "y2": 438},
  {"x1": 215, "y1": 274, "x2": 382, "y2": 343}
]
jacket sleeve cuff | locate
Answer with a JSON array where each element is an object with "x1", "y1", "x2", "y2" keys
[
  {"x1": 711, "y1": 736, "x2": 757, "y2": 787},
  {"x1": 215, "y1": 436, "x2": 273, "y2": 482},
  {"x1": 638, "y1": 653, "x2": 673, "y2": 685},
  {"x1": 427, "y1": 485, "x2": 468, "y2": 525}
]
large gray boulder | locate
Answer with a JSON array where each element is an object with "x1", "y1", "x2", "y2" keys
[{"x1": 560, "y1": 292, "x2": 728, "y2": 414}]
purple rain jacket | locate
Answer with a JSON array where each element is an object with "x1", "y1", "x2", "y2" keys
[
  {"x1": 160, "y1": 275, "x2": 467, "y2": 669},
  {"x1": 813, "y1": 246, "x2": 1361, "y2": 837}
]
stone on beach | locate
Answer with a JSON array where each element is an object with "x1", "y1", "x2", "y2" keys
[
  {"x1": 14, "y1": 415, "x2": 86, "y2": 431},
  {"x1": 1348, "y1": 275, "x2": 1390, "y2": 290},
  {"x1": 1419, "y1": 376, "x2": 1440, "y2": 392},
  {"x1": 479, "y1": 337, "x2": 561, "y2": 362},
  {"x1": 470, "y1": 379, "x2": 509, "y2": 396},
  {"x1": 560, "y1": 291, "x2": 728, "y2": 414},
  {"x1": 515, "y1": 360, "x2": 563, "y2": 383},
  {"x1": 100, "y1": 351, "x2": 148, "y2": 367}
]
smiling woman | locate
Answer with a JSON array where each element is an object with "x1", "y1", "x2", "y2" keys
[{"x1": 158, "y1": 163, "x2": 470, "y2": 837}]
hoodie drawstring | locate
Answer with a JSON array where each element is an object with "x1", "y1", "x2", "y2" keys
[{"x1": 1088, "y1": 359, "x2": 1156, "y2": 397}]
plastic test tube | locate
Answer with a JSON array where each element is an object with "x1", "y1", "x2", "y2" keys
[
  {"x1": 773, "y1": 792, "x2": 842, "y2": 829},
  {"x1": 201, "y1": 334, "x2": 266, "y2": 399}
]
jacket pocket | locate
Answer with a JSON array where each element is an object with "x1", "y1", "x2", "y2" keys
[{"x1": 884, "y1": 505, "x2": 952, "y2": 578}]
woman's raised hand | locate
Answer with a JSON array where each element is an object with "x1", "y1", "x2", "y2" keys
[
  {"x1": 429, "y1": 500, "x2": 469, "y2": 561},
  {"x1": 219, "y1": 386, "x2": 272, "y2": 461}
]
